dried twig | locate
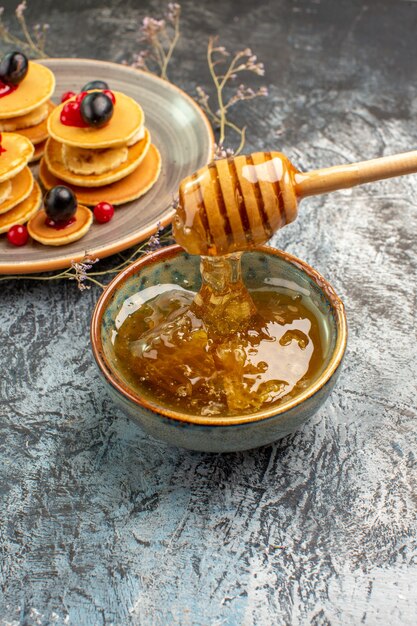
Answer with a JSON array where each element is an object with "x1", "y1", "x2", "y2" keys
[
  {"x1": 0, "y1": 2, "x2": 49, "y2": 57},
  {"x1": 196, "y1": 37, "x2": 268, "y2": 156},
  {"x1": 128, "y1": 3, "x2": 181, "y2": 81},
  {"x1": 0, "y1": 226, "x2": 173, "y2": 290}
]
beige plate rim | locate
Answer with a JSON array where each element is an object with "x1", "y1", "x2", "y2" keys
[{"x1": 0, "y1": 58, "x2": 214, "y2": 275}]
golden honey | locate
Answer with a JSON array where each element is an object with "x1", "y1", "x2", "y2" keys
[
  {"x1": 109, "y1": 137, "x2": 416, "y2": 418},
  {"x1": 114, "y1": 253, "x2": 326, "y2": 416}
]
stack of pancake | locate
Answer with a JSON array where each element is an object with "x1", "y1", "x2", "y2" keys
[
  {"x1": 0, "y1": 62, "x2": 55, "y2": 162},
  {"x1": 0, "y1": 133, "x2": 42, "y2": 234},
  {"x1": 40, "y1": 91, "x2": 161, "y2": 206}
]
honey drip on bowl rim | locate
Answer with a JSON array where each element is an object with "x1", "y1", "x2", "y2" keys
[{"x1": 113, "y1": 252, "x2": 326, "y2": 417}]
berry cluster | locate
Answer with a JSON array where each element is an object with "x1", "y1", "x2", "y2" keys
[{"x1": 60, "y1": 80, "x2": 115, "y2": 128}]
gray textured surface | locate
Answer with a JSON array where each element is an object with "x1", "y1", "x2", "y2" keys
[{"x1": 0, "y1": 1, "x2": 416, "y2": 624}]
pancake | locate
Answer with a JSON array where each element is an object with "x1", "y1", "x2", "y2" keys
[
  {"x1": 62, "y1": 144, "x2": 128, "y2": 175},
  {"x1": 127, "y1": 126, "x2": 145, "y2": 147},
  {"x1": 0, "y1": 181, "x2": 41, "y2": 234},
  {"x1": 47, "y1": 91, "x2": 145, "y2": 149},
  {"x1": 10, "y1": 101, "x2": 55, "y2": 145},
  {"x1": 30, "y1": 140, "x2": 47, "y2": 163},
  {"x1": 0, "y1": 62, "x2": 55, "y2": 119},
  {"x1": 39, "y1": 143, "x2": 161, "y2": 206},
  {"x1": 0, "y1": 179, "x2": 12, "y2": 204},
  {"x1": 0, "y1": 167, "x2": 34, "y2": 215},
  {"x1": 0, "y1": 133, "x2": 34, "y2": 182},
  {"x1": 28, "y1": 204, "x2": 93, "y2": 246},
  {"x1": 44, "y1": 130, "x2": 151, "y2": 187},
  {"x1": 0, "y1": 101, "x2": 50, "y2": 131}
]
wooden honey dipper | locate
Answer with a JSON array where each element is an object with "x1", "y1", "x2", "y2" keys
[{"x1": 173, "y1": 150, "x2": 417, "y2": 255}]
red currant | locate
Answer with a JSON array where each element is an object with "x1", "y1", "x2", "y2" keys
[
  {"x1": 45, "y1": 216, "x2": 76, "y2": 230},
  {"x1": 7, "y1": 224, "x2": 29, "y2": 246},
  {"x1": 94, "y1": 202, "x2": 115, "y2": 223},
  {"x1": 60, "y1": 101, "x2": 89, "y2": 127},
  {"x1": 61, "y1": 90, "x2": 76, "y2": 103},
  {"x1": 103, "y1": 89, "x2": 116, "y2": 104},
  {"x1": 0, "y1": 81, "x2": 17, "y2": 98},
  {"x1": 75, "y1": 91, "x2": 88, "y2": 103}
]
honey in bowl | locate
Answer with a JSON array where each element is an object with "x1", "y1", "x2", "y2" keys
[
  {"x1": 96, "y1": 139, "x2": 417, "y2": 435},
  {"x1": 113, "y1": 148, "x2": 360, "y2": 418},
  {"x1": 113, "y1": 252, "x2": 328, "y2": 417}
]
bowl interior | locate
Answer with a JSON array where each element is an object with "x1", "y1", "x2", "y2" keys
[{"x1": 97, "y1": 247, "x2": 345, "y2": 423}]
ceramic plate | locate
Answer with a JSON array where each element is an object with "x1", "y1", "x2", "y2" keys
[{"x1": 0, "y1": 58, "x2": 213, "y2": 274}]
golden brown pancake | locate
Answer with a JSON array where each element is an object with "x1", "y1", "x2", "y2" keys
[
  {"x1": 0, "y1": 62, "x2": 55, "y2": 119},
  {"x1": 0, "y1": 181, "x2": 42, "y2": 234},
  {"x1": 62, "y1": 143, "x2": 128, "y2": 175},
  {"x1": 10, "y1": 101, "x2": 55, "y2": 145},
  {"x1": 28, "y1": 204, "x2": 93, "y2": 246},
  {"x1": 127, "y1": 126, "x2": 145, "y2": 146},
  {"x1": 47, "y1": 91, "x2": 144, "y2": 149},
  {"x1": 0, "y1": 101, "x2": 49, "y2": 131},
  {"x1": 39, "y1": 144, "x2": 161, "y2": 206},
  {"x1": 0, "y1": 103, "x2": 47, "y2": 131},
  {"x1": 0, "y1": 179, "x2": 12, "y2": 204},
  {"x1": 30, "y1": 140, "x2": 47, "y2": 163},
  {"x1": 0, "y1": 167, "x2": 34, "y2": 215},
  {"x1": 0, "y1": 133, "x2": 34, "y2": 183},
  {"x1": 44, "y1": 130, "x2": 151, "y2": 187}
]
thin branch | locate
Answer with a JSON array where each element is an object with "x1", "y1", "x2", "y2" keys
[
  {"x1": 0, "y1": 3, "x2": 50, "y2": 57},
  {"x1": 198, "y1": 38, "x2": 268, "y2": 155}
]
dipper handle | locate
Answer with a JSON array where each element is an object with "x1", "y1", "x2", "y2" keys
[{"x1": 295, "y1": 149, "x2": 417, "y2": 198}]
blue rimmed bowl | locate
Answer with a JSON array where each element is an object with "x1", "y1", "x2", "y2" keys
[{"x1": 91, "y1": 245, "x2": 347, "y2": 452}]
